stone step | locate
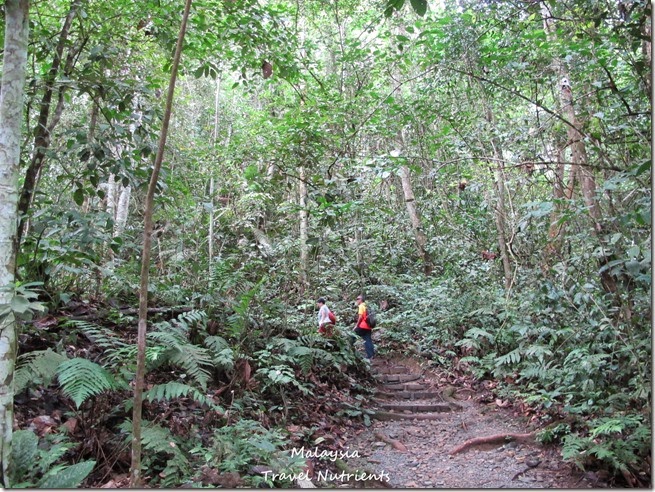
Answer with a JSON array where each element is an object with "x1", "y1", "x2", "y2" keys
[
  {"x1": 375, "y1": 390, "x2": 443, "y2": 400},
  {"x1": 379, "y1": 402, "x2": 452, "y2": 413},
  {"x1": 380, "y1": 381, "x2": 429, "y2": 391},
  {"x1": 373, "y1": 410, "x2": 452, "y2": 421},
  {"x1": 376, "y1": 374, "x2": 422, "y2": 384},
  {"x1": 374, "y1": 365, "x2": 410, "y2": 374}
]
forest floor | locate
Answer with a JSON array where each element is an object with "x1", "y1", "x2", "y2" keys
[{"x1": 331, "y1": 356, "x2": 599, "y2": 489}]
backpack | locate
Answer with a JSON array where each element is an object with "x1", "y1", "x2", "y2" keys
[
  {"x1": 366, "y1": 305, "x2": 377, "y2": 328},
  {"x1": 328, "y1": 310, "x2": 336, "y2": 325}
]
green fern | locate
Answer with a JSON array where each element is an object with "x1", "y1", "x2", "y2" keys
[
  {"x1": 64, "y1": 319, "x2": 127, "y2": 351},
  {"x1": 120, "y1": 420, "x2": 190, "y2": 487},
  {"x1": 205, "y1": 336, "x2": 235, "y2": 371},
  {"x1": 562, "y1": 433, "x2": 593, "y2": 470},
  {"x1": 145, "y1": 381, "x2": 224, "y2": 412},
  {"x1": 37, "y1": 442, "x2": 76, "y2": 475},
  {"x1": 226, "y1": 279, "x2": 265, "y2": 337},
  {"x1": 455, "y1": 337, "x2": 482, "y2": 351},
  {"x1": 287, "y1": 346, "x2": 314, "y2": 375},
  {"x1": 57, "y1": 357, "x2": 121, "y2": 408},
  {"x1": 590, "y1": 417, "x2": 630, "y2": 438},
  {"x1": 15, "y1": 349, "x2": 67, "y2": 393},
  {"x1": 518, "y1": 363, "x2": 549, "y2": 381},
  {"x1": 149, "y1": 331, "x2": 213, "y2": 390},
  {"x1": 10, "y1": 430, "x2": 38, "y2": 483},
  {"x1": 37, "y1": 461, "x2": 96, "y2": 488},
  {"x1": 256, "y1": 364, "x2": 311, "y2": 394},
  {"x1": 495, "y1": 348, "x2": 522, "y2": 366},
  {"x1": 297, "y1": 333, "x2": 326, "y2": 347},
  {"x1": 524, "y1": 344, "x2": 553, "y2": 363},
  {"x1": 462, "y1": 327, "x2": 495, "y2": 342},
  {"x1": 587, "y1": 444, "x2": 617, "y2": 464},
  {"x1": 10, "y1": 429, "x2": 93, "y2": 488},
  {"x1": 173, "y1": 309, "x2": 207, "y2": 330}
]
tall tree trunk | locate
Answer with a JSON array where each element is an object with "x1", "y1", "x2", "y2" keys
[
  {"x1": 208, "y1": 77, "x2": 221, "y2": 283},
  {"x1": 491, "y1": 161, "x2": 513, "y2": 290},
  {"x1": 546, "y1": 147, "x2": 576, "y2": 257},
  {"x1": 399, "y1": 165, "x2": 432, "y2": 275},
  {"x1": 130, "y1": 0, "x2": 192, "y2": 486},
  {"x1": 479, "y1": 100, "x2": 513, "y2": 289},
  {"x1": 114, "y1": 184, "x2": 131, "y2": 237},
  {"x1": 540, "y1": 1, "x2": 615, "y2": 292},
  {"x1": 641, "y1": 1, "x2": 651, "y2": 104},
  {"x1": 298, "y1": 165, "x2": 309, "y2": 292},
  {"x1": 16, "y1": 0, "x2": 81, "y2": 248},
  {"x1": 0, "y1": 0, "x2": 29, "y2": 486}
]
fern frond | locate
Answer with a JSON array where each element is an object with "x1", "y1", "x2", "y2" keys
[
  {"x1": 174, "y1": 309, "x2": 207, "y2": 330},
  {"x1": 297, "y1": 334, "x2": 324, "y2": 347},
  {"x1": 149, "y1": 330, "x2": 186, "y2": 350},
  {"x1": 588, "y1": 444, "x2": 617, "y2": 463},
  {"x1": 37, "y1": 442, "x2": 76, "y2": 475},
  {"x1": 455, "y1": 337, "x2": 481, "y2": 351},
  {"x1": 166, "y1": 344, "x2": 213, "y2": 390},
  {"x1": 64, "y1": 319, "x2": 127, "y2": 351},
  {"x1": 205, "y1": 336, "x2": 235, "y2": 371},
  {"x1": 57, "y1": 358, "x2": 120, "y2": 408},
  {"x1": 15, "y1": 349, "x2": 67, "y2": 393},
  {"x1": 524, "y1": 344, "x2": 553, "y2": 363},
  {"x1": 205, "y1": 335, "x2": 230, "y2": 352},
  {"x1": 562, "y1": 433, "x2": 593, "y2": 469},
  {"x1": 519, "y1": 363, "x2": 549, "y2": 381},
  {"x1": 37, "y1": 461, "x2": 95, "y2": 488},
  {"x1": 310, "y1": 347, "x2": 340, "y2": 371},
  {"x1": 463, "y1": 327, "x2": 495, "y2": 341},
  {"x1": 145, "y1": 381, "x2": 223, "y2": 411},
  {"x1": 10, "y1": 430, "x2": 38, "y2": 483},
  {"x1": 139, "y1": 421, "x2": 191, "y2": 485},
  {"x1": 590, "y1": 418, "x2": 630, "y2": 438},
  {"x1": 495, "y1": 348, "x2": 522, "y2": 366}
]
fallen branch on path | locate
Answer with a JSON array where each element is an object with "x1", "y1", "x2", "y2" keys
[
  {"x1": 374, "y1": 431, "x2": 408, "y2": 452},
  {"x1": 449, "y1": 432, "x2": 536, "y2": 455}
]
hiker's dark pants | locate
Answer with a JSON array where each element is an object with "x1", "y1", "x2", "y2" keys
[{"x1": 353, "y1": 327, "x2": 375, "y2": 359}]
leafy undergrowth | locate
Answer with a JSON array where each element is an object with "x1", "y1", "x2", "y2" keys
[
  {"x1": 12, "y1": 273, "x2": 652, "y2": 489},
  {"x1": 13, "y1": 300, "x2": 377, "y2": 488}
]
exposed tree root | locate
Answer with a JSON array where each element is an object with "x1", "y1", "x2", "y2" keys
[
  {"x1": 449, "y1": 432, "x2": 536, "y2": 455},
  {"x1": 374, "y1": 431, "x2": 408, "y2": 452}
]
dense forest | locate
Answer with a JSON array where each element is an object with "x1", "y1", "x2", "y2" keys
[{"x1": 0, "y1": 0, "x2": 651, "y2": 488}]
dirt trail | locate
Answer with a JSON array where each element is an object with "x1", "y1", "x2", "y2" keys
[{"x1": 339, "y1": 357, "x2": 596, "y2": 489}]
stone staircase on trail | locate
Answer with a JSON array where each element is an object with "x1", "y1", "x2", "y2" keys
[
  {"x1": 370, "y1": 360, "x2": 462, "y2": 421},
  {"x1": 339, "y1": 357, "x2": 593, "y2": 489}
]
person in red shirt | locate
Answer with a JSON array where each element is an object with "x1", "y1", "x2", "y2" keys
[{"x1": 353, "y1": 294, "x2": 374, "y2": 359}]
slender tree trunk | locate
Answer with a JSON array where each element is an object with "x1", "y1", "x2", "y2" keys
[
  {"x1": 130, "y1": 0, "x2": 193, "y2": 486},
  {"x1": 491, "y1": 161, "x2": 513, "y2": 290},
  {"x1": 0, "y1": 0, "x2": 29, "y2": 486},
  {"x1": 208, "y1": 77, "x2": 221, "y2": 283},
  {"x1": 114, "y1": 184, "x2": 131, "y2": 237},
  {"x1": 208, "y1": 176, "x2": 214, "y2": 267},
  {"x1": 480, "y1": 103, "x2": 513, "y2": 289},
  {"x1": 298, "y1": 166, "x2": 309, "y2": 292},
  {"x1": 642, "y1": 2, "x2": 651, "y2": 104},
  {"x1": 16, "y1": 0, "x2": 81, "y2": 248},
  {"x1": 546, "y1": 148, "x2": 576, "y2": 257},
  {"x1": 399, "y1": 165, "x2": 432, "y2": 275},
  {"x1": 540, "y1": 1, "x2": 615, "y2": 292}
]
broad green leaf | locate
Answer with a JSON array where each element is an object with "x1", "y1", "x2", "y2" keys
[{"x1": 410, "y1": 0, "x2": 427, "y2": 16}]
